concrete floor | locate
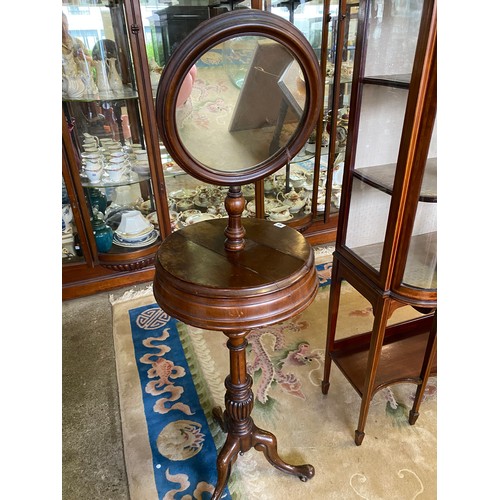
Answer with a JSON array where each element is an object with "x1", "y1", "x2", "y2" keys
[{"x1": 62, "y1": 283, "x2": 151, "y2": 500}]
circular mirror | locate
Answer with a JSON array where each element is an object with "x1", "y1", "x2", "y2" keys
[{"x1": 156, "y1": 10, "x2": 321, "y2": 186}]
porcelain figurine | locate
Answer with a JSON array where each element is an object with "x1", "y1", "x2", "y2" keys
[
  {"x1": 107, "y1": 58, "x2": 124, "y2": 93},
  {"x1": 94, "y1": 59, "x2": 110, "y2": 93}
]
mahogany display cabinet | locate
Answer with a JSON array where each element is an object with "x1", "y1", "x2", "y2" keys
[{"x1": 321, "y1": 0, "x2": 437, "y2": 445}]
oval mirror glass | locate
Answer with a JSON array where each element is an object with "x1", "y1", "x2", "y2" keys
[{"x1": 176, "y1": 37, "x2": 306, "y2": 172}]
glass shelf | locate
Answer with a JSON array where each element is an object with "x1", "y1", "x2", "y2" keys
[
  {"x1": 352, "y1": 231, "x2": 437, "y2": 291},
  {"x1": 80, "y1": 170, "x2": 151, "y2": 188},
  {"x1": 62, "y1": 85, "x2": 139, "y2": 103}
]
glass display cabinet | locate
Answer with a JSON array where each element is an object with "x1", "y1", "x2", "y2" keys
[
  {"x1": 62, "y1": 0, "x2": 361, "y2": 298},
  {"x1": 321, "y1": 0, "x2": 437, "y2": 445},
  {"x1": 62, "y1": 0, "x2": 165, "y2": 297}
]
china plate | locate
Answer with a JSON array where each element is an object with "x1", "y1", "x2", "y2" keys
[
  {"x1": 115, "y1": 223, "x2": 154, "y2": 240},
  {"x1": 113, "y1": 230, "x2": 159, "y2": 248}
]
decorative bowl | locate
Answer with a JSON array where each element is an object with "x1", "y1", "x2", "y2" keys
[{"x1": 116, "y1": 210, "x2": 151, "y2": 235}]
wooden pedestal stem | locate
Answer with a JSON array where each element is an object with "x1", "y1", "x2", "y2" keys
[
  {"x1": 211, "y1": 330, "x2": 314, "y2": 499},
  {"x1": 224, "y1": 186, "x2": 246, "y2": 252}
]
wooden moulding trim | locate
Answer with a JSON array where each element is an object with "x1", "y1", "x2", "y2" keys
[
  {"x1": 155, "y1": 9, "x2": 322, "y2": 186},
  {"x1": 152, "y1": 264, "x2": 318, "y2": 331}
]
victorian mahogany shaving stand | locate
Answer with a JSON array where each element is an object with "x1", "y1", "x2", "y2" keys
[{"x1": 153, "y1": 187, "x2": 317, "y2": 499}]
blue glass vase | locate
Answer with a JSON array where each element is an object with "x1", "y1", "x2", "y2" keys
[{"x1": 92, "y1": 218, "x2": 113, "y2": 253}]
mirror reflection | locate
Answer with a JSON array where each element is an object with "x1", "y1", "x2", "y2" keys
[{"x1": 175, "y1": 36, "x2": 306, "y2": 172}]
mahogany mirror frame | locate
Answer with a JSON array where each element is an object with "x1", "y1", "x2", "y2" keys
[{"x1": 155, "y1": 9, "x2": 322, "y2": 186}]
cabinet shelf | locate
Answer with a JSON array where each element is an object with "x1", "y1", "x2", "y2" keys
[
  {"x1": 362, "y1": 74, "x2": 411, "y2": 89},
  {"x1": 331, "y1": 315, "x2": 437, "y2": 396},
  {"x1": 353, "y1": 157, "x2": 437, "y2": 202},
  {"x1": 351, "y1": 231, "x2": 437, "y2": 289},
  {"x1": 98, "y1": 240, "x2": 161, "y2": 257}
]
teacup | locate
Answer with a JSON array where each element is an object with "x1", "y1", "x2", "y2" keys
[
  {"x1": 266, "y1": 204, "x2": 291, "y2": 221},
  {"x1": 106, "y1": 143, "x2": 123, "y2": 153},
  {"x1": 178, "y1": 209, "x2": 201, "y2": 221},
  {"x1": 176, "y1": 199, "x2": 195, "y2": 211},
  {"x1": 110, "y1": 150, "x2": 127, "y2": 160},
  {"x1": 106, "y1": 167, "x2": 124, "y2": 182},
  {"x1": 289, "y1": 172, "x2": 305, "y2": 188},
  {"x1": 84, "y1": 154, "x2": 103, "y2": 169},
  {"x1": 108, "y1": 157, "x2": 127, "y2": 167},
  {"x1": 85, "y1": 167, "x2": 103, "y2": 184},
  {"x1": 133, "y1": 160, "x2": 149, "y2": 176},
  {"x1": 134, "y1": 149, "x2": 148, "y2": 161},
  {"x1": 268, "y1": 208, "x2": 291, "y2": 221},
  {"x1": 263, "y1": 176, "x2": 275, "y2": 193},
  {"x1": 82, "y1": 152, "x2": 102, "y2": 165}
]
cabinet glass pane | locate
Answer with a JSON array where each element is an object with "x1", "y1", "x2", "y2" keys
[
  {"x1": 62, "y1": 177, "x2": 84, "y2": 263},
  {"x1": 402, "y1": 122, "x2": 437, "y2": 290},
  {"x1": 364, "y1": 0, "x2": 424, "y2": 78},
  {"x1": 345, "y1": 0, "x2": 424, "y2": 272},
  {"x1": 62, "y1": 1, "x2": 159, "y2": 253}
]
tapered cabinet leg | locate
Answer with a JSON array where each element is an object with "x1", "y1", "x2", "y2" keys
[
  {"x1": 322, "y1": 261, "x2": 343, "y2": 395},
  {"x1": 354, "y1": 298, "x2": 392, "y2": 445},
  {"x1": 409, "y1": 311, "x2": 437, "y2": 425}
]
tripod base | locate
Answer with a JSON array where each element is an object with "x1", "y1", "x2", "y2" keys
[{"x1": 211, "y1": 407, "x2": 315, "y2": 500}]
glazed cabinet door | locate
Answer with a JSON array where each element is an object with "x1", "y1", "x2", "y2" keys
[
  {"x1": 340, "y1": 0, "x2": 436, "y2": 296},
  {"x1": 62, "y1": 0, "x2": 162, "y2": 275}
]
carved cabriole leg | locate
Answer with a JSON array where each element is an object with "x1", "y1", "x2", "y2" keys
[{"x1": 211, "y1": 330, "x2": 315, "y2": 500}]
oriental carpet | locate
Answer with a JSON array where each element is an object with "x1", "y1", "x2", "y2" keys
[{"x1": 110, "y1": 251, "x2": 436, "y2": 499}]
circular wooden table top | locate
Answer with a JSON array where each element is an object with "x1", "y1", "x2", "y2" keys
[{"x1": 153, "y1": 218, "x2": 318, "y2": 332}]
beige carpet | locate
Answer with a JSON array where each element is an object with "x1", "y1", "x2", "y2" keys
[{"x1": 111, "y1": 251, "x2": 436, "y2": 499}]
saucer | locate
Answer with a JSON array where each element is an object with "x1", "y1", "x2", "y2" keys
[
  {"x1": 184, "y1": 213, "x2": 219, "y2": 225},
  {"x1": 169, "y1": 189, "x2": 197, "y2": 200},
  {"x1": 114, "y1": 227, "x2": 155, "y2": 243},
  {"x1": 113, "y1": 230, "x2": 159, "y2": 248},
  {"x1": 266, "y1": 213, "x2": 293, "y2": 222}
]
